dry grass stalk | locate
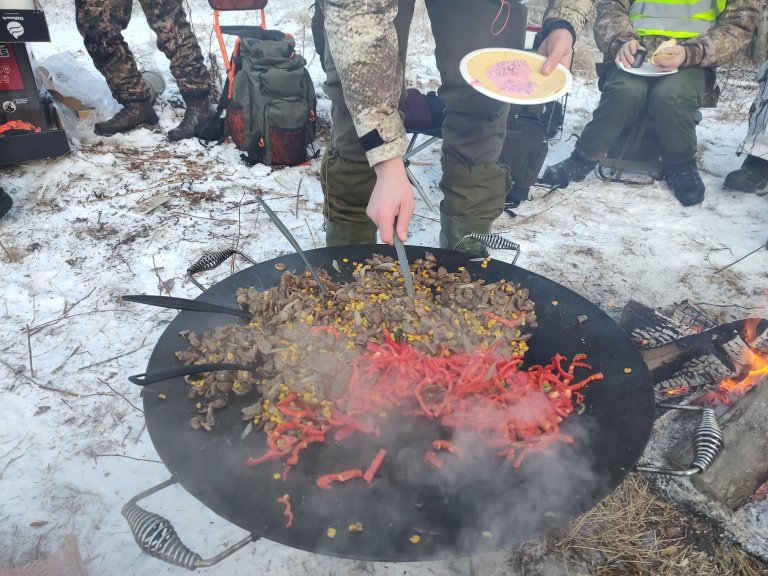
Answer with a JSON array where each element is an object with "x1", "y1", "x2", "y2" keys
[{"x1": 549, "y1": 473, "x2": 767, "y2": 575}]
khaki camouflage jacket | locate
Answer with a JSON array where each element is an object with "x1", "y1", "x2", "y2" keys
[
  {"x1": 594, "y1": 0, "x2": 759, "y2": 68},
  {"x1": 320, "y1": 0, "x2": 593, "y2": 167}
]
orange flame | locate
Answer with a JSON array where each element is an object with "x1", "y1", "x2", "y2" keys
[
  {"x1": 743, "y1": 317, "x2": 764, "y2": 343},
  {"x1": 703, "y1": 346, "x2": 768, "y2": 405}
]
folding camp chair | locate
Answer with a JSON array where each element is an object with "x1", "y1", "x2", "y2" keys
[
  {"x1": 596, "y1": 71, "x2": 720, "y2": 183},
  {"x1": 209, "y1": 0, "x2": 268, "y2": 90},
  {"x1": 399, "y1": 88, "x2": 446, "y2": 214}
]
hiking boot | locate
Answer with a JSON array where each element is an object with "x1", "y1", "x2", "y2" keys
[
  {"x1": 505, "y1": 185, "x2": 529, "y2": 209},
  {"x1": 504, "y1": 185, "x2": 529, "y2": 216},
  {"x1": 94, "y1": 100, "x2": 158, "y2": 136},
  {"x1": 723, "y1": 154, "x2": 768, "y2": 194},
  {"x1": 664, "y1": 159, "x2": 705, "y2": 206},
  {"x1": 540, "y1": 153, "x2": 596, "y2": 187},
  {"x1": 0, "y1": 187, "x2": 12, "y2": 219},
  {"x1": 168, "y1": 96, "x2": 214, "y2": 141}
]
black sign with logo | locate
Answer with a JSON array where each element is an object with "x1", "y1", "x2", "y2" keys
[{"x1": 0, "y1": 7, "x2": 51, "y2": 43}]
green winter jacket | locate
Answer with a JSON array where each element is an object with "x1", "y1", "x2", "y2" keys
[{"x1": 594, "y1": 0, "x2": 759, "y2": 68}]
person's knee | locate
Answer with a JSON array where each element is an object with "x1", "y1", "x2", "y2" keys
[
  {"x1": 648, "y1": 81, "x2": 701, "y2": 112},
  {"x1": 602, "y1": 77, "x2": 646, "y2": 110}
]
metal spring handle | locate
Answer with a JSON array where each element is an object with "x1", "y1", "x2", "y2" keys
[
  {"x1": 636, "y1": 405, "x2": 724, "y2": 476},
  {"x1": 454, "y1": 233, "x2": 521, "y2": 265},
  {"x1": 186, "y1": 249, "x2": 256, "y2": 291},
  {"x1": 122, "y1": 478, "x2": 254, "y2": 570}
]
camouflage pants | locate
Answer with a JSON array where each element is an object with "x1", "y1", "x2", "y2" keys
[{"x1": 75, "y1": 0, "x2": 210, "y2": 104}]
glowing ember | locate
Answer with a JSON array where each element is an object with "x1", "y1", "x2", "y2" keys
[{"x1": 662, "y1": 385, "x2": 691, "y2": 398}]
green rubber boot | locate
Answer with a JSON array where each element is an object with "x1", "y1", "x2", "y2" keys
[
  {"x1": 321, "y1": 150, "x2": 378, "y2": 246},
  {"x1": 439, "y1": 159, "x2": 508, "y2": 255}
]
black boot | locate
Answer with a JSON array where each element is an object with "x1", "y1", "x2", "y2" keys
[
  {"x1": 540, "y1": 152, "x2": 596, "y2": 188},
  {"x1": 168, "y1": 97, "x2": 214, "y2": 141},
  {"x1": 0, "y1": 187, "x2": 12, "y2": 219},
  {"x1": 94, "y1": 100, "x2": 158, "y2": 136},
  {"x1": 723, "y1": 154, "x2": 768, "y2": 193},
  {"x1": 664, "y1": 158, "x2": 705, "y2": 206}
]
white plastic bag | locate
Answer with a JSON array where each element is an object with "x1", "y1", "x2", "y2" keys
[{"x1": 38, "y1": 52, "x2": 121, "y2": 140}]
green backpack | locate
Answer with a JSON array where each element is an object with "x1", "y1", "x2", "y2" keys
[{"x1": 199, "y1": 29, "x2": 317, "y2": 166}]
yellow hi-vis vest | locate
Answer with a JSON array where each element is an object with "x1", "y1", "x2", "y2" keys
[{"x1": 629, "y1": 0, "x2": 726, "y2": 39}]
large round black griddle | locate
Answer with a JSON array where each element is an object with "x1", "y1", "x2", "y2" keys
[{"x1": 138, "y1": 245, "x2": 654, "y2": 562}]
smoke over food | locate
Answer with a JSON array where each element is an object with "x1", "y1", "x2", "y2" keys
[{"x1": 174, "y1": 251, "x2": 603, "y2": 487}]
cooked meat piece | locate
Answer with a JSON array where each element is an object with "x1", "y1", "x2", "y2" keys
[{"x1": 177, "y1": 252, "x2": 537, "y2": 431}]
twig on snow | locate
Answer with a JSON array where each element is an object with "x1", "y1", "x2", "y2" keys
[
  {"x1": 39, "y1": 384, "x2": 79, "y2": 397},
  {"x1": 77, "y1": 340, "x2": 148, "y2": 371},
  {"x1": 0, "y1": 358, "x2": 79, "y2": 396},
  {"x1": 0, "y1": 239, "x2": 19, "y2": 262},
  {"x1": 295, "y1": 176, "x2": 303, "y2": 218},
  {"x1": 92, "y1": 453, "x2": 162, "y2": 464},
  {"x1": 97, "y1": 377, "x2": 143, "y2": 414},
  {"x1": 26, "y1": 324, "x2": 34, "y2": 378},
  {"x1": 0, "y1": 455, "x2": 23, "y2": 480},
  {"x1": 27, "y1": 287, "x2": 97, "y2": 336},
  {"x1": 152, "y1": 256, "x2": 173, "y2": 296}
]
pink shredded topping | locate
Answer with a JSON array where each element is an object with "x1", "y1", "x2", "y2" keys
[{"x1": 486, "y1": 60, "x2": 536, "y2": 96}]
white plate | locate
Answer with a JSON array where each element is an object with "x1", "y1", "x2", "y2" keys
[
  {"x1": 459, "y1": 48, "x2": 572, "y2": 105},
  {"x1": 618, "y1": 60, "x2": 678, "y2": 77}
]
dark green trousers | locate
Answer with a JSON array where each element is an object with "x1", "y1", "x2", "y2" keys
[{"x1": 576, "y1": 66, "x2": 706, "y2": 165}]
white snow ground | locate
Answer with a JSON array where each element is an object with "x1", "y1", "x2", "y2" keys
[{"x1": 1, "y1": 1, "x2": 767, "y2": 574}]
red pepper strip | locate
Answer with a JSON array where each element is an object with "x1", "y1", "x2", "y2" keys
[
  {"x1": 286, "y1": 436, "x2": 325, "y2": 466},
  {"x1": 363, "y1": 448, "x2": 387, "y2": 484},
  {"x1": 316, "y1": 468, "x2": 364, "y2": 490},
  {"x1": 246, "y1": 448, "x2": 289, "y2": 466},
  {"x1": 276, "y1": 496, "x2": 294, "y2": 528},
  {"x1": 432, "y1": 439, "x2": 463, "y2": 459},
  {"x1": 277, "y1": 392, "x2": 298, "y2": 406},
  {"x1": 333, "y1": 425, "x2": 356, "y2": 442},
  {"x1": 329, "y1": 409, "x2": 376, "y2": 435},
  {"x1": 309, "y1": 325, "x2": 341, "y2": 338},
  {"x1": 280, "y1": 408, "x2": 317, "y2": 419},
  {"x1": 424, "y1": 451, "x2": 444, "y2": 469},
  {"x1": 483, "y1": 311, "x2": 525, "y2": 330},
  {"x1": 568, "y1": 372, "x2": 605, "y2": 391}
]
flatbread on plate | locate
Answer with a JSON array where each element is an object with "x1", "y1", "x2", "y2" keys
[{"x1": 460, "y1": 48, "x2": 571, "y2": 105}]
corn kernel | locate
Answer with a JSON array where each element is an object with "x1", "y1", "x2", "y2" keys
[
  {"x1": 273, "y1": 473, "x2": 281, "y2": 480},
  {"x1": 409, "y1": 535, "x2": 421, "y2": 544},
  {"x1": 326, "y1": 528, "x2": 337, "y2": 538}
]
